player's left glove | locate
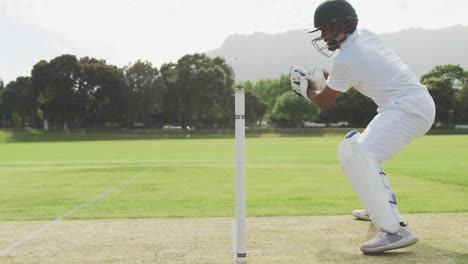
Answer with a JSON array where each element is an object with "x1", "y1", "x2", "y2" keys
[
  {"x1": 289, "y1": 66, "x2": 310, "y2": 98},
  {"x1": 289, "y1": 66, "x2": 328, "y2": 99}
]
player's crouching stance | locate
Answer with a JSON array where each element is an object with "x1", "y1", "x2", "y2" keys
[{"x1": 290, "y1": 0, "x2": 435, "y2": 254}]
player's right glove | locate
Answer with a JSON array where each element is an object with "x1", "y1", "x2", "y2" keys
[{"x1": 310, "y1": 67, "x2": 327, "y2": 91}]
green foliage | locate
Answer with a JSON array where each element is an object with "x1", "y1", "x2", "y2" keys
[
  {"x1": 456, "y1": 82, "x2": 468, "y2": 124},
  {"x1": 420, "y1": 64, "x2": 468, "y2": 127},
  {"x1": 166, "y1": 53, "x2": 235, "y2": 128},
  {"x1": 270, "y1": 91, "x2": 320, "y2": 127},
  {"x1": 2, "y1": 76, "x2": 37, "y2": 127},
  {"x1": 4, "y1": 53, "x2": 243, "y2": 129},
  {"x1": 250, "y1": 75, "x2": 291, "y2": 110},
  {"x1": 424, "y1": 77, "x2": 456, "y2": 127},
  {"x1": 122, "y1": 60, "x2": 167, "y2": 127},
  {"x1": 318, "y1": 89, "x2": 377, "y2": 126},
  {"x1": 79, "y1": 57, "x2": 127, "y2": 126},
  {"x1": 420, "y1": 64, "x2": 468, "y2": 84},
  {"x1": 240, "y1": 80, "x2": 254, "y2": 91},
  {"x1": 0, "y1": 80, "x2": 5, "y2": 126},
  {"x1": 30, "y1": 55, "x2": 128, "y2": 129},
  {"x1": 32, "y1": 55, "x2": 81, "y2": 128},
  {"x1": 244, "y1": 89, "x2": 268, "y2": 126},
  {"x1": 4, "y1": 55, "x2": 468, "y2": 130},
  {"x1": 244, "y1": 74, "x2": 318, "y2": 127}
]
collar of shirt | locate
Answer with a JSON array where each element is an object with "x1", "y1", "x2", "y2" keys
[{"x1": 340, "y1": 29, "x2": 359, "y2": 50}]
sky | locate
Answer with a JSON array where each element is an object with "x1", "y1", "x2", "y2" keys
[{"x1": 1, "y1": 0, "x2": 468, "y2": 83}]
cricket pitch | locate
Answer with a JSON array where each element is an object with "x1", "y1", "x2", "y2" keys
[{"x1": 0, "y1": 213, "x2": 467, "y2": 263}]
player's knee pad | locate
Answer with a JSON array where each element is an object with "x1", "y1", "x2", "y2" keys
[{"x1": 338, "y1": 130, "x2": 400, "y2": 233}]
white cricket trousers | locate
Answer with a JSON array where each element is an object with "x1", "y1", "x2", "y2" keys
[{"x1": 358, "y1": 93, "x2": 435, "y2": 222}]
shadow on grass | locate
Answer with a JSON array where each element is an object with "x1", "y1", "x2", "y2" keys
[
  {"x1": 0, "y1": 128, "x2": 352, "y2": 143},
  {"x1": 2, "y1": 128, "x2": 466, "y2": 143}
]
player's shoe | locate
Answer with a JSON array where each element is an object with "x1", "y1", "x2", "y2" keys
[
  {"x1": 360, "y1": 224, "x2": 419, "y2": 253},
  {"x1": 352, "y1": 209, "x2": 371, "y2": 221}
]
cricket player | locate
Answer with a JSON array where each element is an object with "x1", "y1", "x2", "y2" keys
[{"x1": 289, "y1": 0, "x2": 435, "y2": 253}]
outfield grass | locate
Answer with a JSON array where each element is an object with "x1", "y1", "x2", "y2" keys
[{"x1": 0, "y1": 131, "x2": 466, "y2": 221}]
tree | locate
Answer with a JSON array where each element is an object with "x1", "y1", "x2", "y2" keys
[
  {"x1": 164, "y1": 53, "x2": 235, "y2": 129},
  {"x1": 240, "y1": 80, "x2": 254, "y2": 91},
  {"x1": 2, "y1": 77, "x2": 37, "y2": 127},
  {"x1": 244, "y1": 89, "x2": 268, "y2": 126},
  {"x1": 31, "y1": 55, "x2": 81, "y2": 129},
  {"x1": 122, "y1": 60, "x2": 167, "y2": 128},
  {"x1": 424, "y1": 77, "x2": 456, "y2": 128},
  {"x1": 190, "y1": 56, "x2": 234, "y2": 128},
  {"x1": 160, "y1": 62, "x2": 178, "y2": 126},
  {"x1": 0, "y1": 86, "x2": 13, "y2": 127},
  {"x1": 79, "y1": 57, "x2": 126, "y2": 127},
  {"x1": 31, "y1": 60, "x2": 52, "y2": 128},
  {"x1": 270, "y1": 91, "x2": 320, "y2": 127},
  {"x1": 0, "y1": 80, "x2": 6, "y2": 127},
  {"x1": 251, "y1": 75, "x2": 291, "y2": 114},
  {"x1": 420, "y1": 64, "x2": 468, "y2": 84},
  {"x1": 0, "y1": 76, "x2": 42, "y2": 129},
  {"x1": 318, "y1": 89, "x2": 377, "y2": 126},
  {"x1": 456, "y1": 82, "x2": 468, "y2": 124},
  {"x1": 421, "y1": 64, "x2": 468, "y2": 126}
]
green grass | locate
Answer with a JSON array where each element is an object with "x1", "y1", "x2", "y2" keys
[{"x1": 0, "y1": 131, "x2": 466, "y2": 221}]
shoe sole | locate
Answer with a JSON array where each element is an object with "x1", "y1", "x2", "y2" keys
[
  {"x1": 361, "y1": 237, "x2": 419, "y2": 254},
  {"x1": 352, "y1": 212, "x2": 371, "y2": 221}
]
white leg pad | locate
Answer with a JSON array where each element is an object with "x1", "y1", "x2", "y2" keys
[{"x1": 338, "y1": 131, "x2": 400, "y2": 233}]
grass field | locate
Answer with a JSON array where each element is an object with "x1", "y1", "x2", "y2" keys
[
  {"x1": 0, "y1": 131, "x2": 466, "y2": 221},
  {"x1": 0, "y1": 130, "x2": 467, "y2": 263}
]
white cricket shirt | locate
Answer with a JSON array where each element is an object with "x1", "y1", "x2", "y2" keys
[{"x1": 326, "y1": 29, "x2": 431, "y2": 115}]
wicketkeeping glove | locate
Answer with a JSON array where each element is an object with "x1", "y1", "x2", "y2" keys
[
  {"x1": 310, "y1": 67, "x2": 327, "y2": 91},
  {"x1": 289, "y1": 66, "x2": 309, "y2": 98},
  {"x1": 289, "y1": 66, "x2": 327, "y2": 98}
]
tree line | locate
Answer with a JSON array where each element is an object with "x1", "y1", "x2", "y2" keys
[
  {"x1": 0, "y1": 53, "x2": 264, "y2": 129},
  {"x1": 1, "y1": 54, "x2": 467, "y2": 129}
]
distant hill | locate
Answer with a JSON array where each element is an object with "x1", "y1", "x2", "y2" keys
[{"x1": 206, "y1": 25, "x2": 468, "y2": 82}]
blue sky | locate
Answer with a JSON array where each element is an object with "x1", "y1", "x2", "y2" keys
[{"x1": 1, "y1": 0, "x2": 468, "y2": 83}]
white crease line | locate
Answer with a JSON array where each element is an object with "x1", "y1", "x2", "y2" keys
[
  {"x1": 0, "y1": 165, "x2": 157, "y2": 257},
  {"x1": 0, "y1": 161, "x2": 229, "y2": 166}
]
